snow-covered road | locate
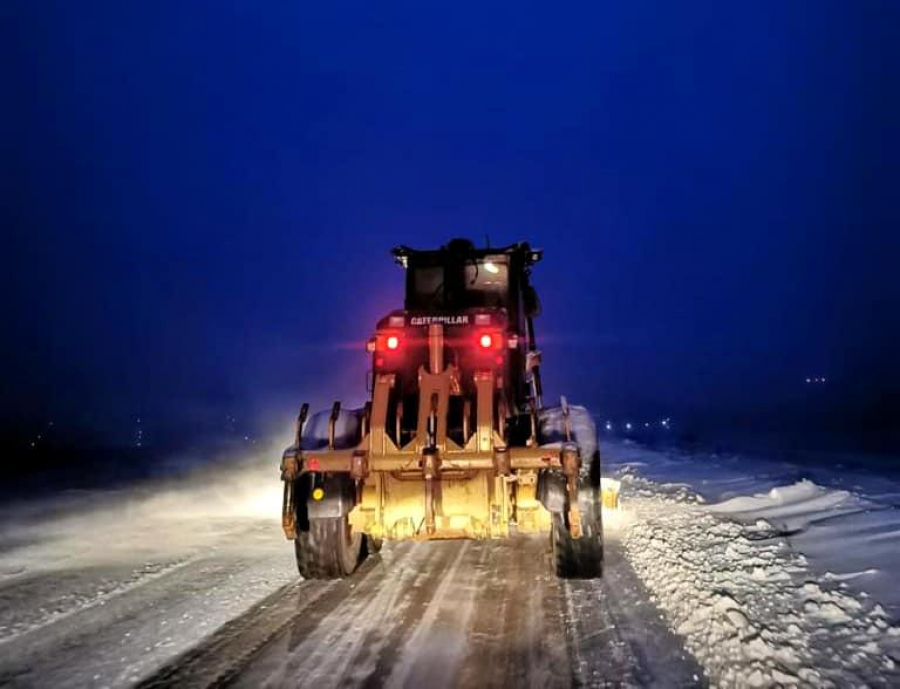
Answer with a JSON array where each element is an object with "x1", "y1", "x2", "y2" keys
[
  {"x1": 0, "y1": 519, "x2": 294, "y2": 687},
  {"x1": 1, "y1": 438, "x2": 899, "y2": 687},
  {"x1": 0, "y1": 515, "x2": 699, "y2": 687},
  {"x1": 139, "y1": 536, "x2": 700, "y2": 688}
]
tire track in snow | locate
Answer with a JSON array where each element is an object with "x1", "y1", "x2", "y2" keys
[
  {"x1": 0, "y1": 557, "x2": 196, "y2": 645},
  {"x1": 565, "y1": 539, "x2": 706, "y2": 688},
  {"x1": 148, "y1": 541, "x2": 451, "y2": 687},
  {"x1": 232, "y1": 541, "x2": 449, "y2": 686},
  {"x1": 0, "y1": 552, "x2": 295, "y2": 688},
  {"x1": 467, "y1": 536, "x2": 569, "y2": 689},
  {"x1": 382, "y1": 541, "x2": 476, "y2": 689},
  {"x1": 140, "y1": 536, "x2": 700, "y2": 688}
]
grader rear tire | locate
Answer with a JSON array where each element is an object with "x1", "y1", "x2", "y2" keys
[
  {"x1": 365, "y1": 535, "x2": 383, "y2": 554},
  {"x1": 295, "y1": 516, "x2": 363, "y2": 579},
  {"x1": 550, "y1": 481, "x2": 604, "y2": 579},
  {"x1": 551, "y1": 514, "x2": 604, "y2": 578}
]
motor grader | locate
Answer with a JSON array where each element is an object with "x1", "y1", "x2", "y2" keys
[{"x1": 280, "y1": 239, "x2": 607, "y2": 579}]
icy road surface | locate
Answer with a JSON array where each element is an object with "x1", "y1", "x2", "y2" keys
[
  {"x1": 0, "y1": 519, "x2": 700, "y2": 687},
  {"x1": 2, "y1": 438, "x2": 900, "y2": 687},
  {"x1": 0, "y1": 449, "x2": 699, "y2": 688},
  {"x1": 138, "y1": 537, "x2": 701, "y2": 688}
]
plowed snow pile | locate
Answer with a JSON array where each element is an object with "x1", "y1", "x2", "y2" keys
[{"x1": 617, "y1": 474, "x2": 900, "y2": 687}]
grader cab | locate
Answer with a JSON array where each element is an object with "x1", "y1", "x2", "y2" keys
[{"x1": 280, "y1": 238, "x2": 608, "y2": 579}]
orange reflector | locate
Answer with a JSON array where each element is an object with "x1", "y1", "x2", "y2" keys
[{"x1": 311, "y1": 487, "x2": 325, "y2": 501}]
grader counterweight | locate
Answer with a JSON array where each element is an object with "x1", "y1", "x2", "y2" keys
[{"x1": 280, "y1": 239, "x2": 609, "y2": 579}]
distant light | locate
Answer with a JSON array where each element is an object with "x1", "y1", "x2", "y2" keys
[
  {"x1": 605, "y1": 422, "x2": 612, "y2": 431},
  {"x1": 806, "y1": 378, "x2": 811, "y2": 384},
  {"x1": 625, "y1": 422, "x2": 632, "y2": 431},
  {"x1": 484, "y1": 261, "x2": 500, "y2": 274},
  {"x1": 479, "y1": 334, "x2": 493, "y2": 348},
  {"x1": 644, "y1": 422, "x2": 650, "y2": 428},
  {"x1": 386, "y1": 335, "x2": 400, "y2": 350}
]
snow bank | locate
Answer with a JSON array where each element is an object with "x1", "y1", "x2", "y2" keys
[
  {"x1": 603, "y1": 440, "x2": 900, "y2": 622},
  {"x1": 707, "y1": 479, "x2": 860, "y2": 533},
  {"x1": 619, "y1": 475, "x2": 900, "y2": 687}
]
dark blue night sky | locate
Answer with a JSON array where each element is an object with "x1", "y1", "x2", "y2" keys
[{"x1": 2, "y1": 1, "x2": 898, "y2": 451}]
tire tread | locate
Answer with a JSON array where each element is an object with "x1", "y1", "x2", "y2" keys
[{"x1": 294, "y1": 517, "x2": 361, "y2": 579}]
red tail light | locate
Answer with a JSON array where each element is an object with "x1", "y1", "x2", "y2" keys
[
  {"x1": 476, "y1": 330, "x2": 504, "y2": 352},
  {"x1": 473, "y1": 330, "x2": 505, "y2": 368},
  {"x1": 372, "y1": 331, "x2": 403, "y2": 353},
  {"x1": 371, "y1": 332, "x2": 402, "y2": 368}
]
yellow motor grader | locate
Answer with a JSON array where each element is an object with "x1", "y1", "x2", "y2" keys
[{"x1": 280, "y1": 239, "x2": 608, "y2": 579}]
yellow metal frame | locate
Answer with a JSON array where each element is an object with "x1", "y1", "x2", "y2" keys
[{"x1": 283, "y1": 324, "x2": 568, "y2": 542}]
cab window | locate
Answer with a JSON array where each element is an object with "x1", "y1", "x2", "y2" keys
[
  {"x1": 407, "y1": 257, "x2": 509, "y2": 309},
  {"x1": 409, "y1": 265, "x2": 444, "y2": 308},
  {"x1": 463, "y1": 258, "x2": 508, "y2": 307}
]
